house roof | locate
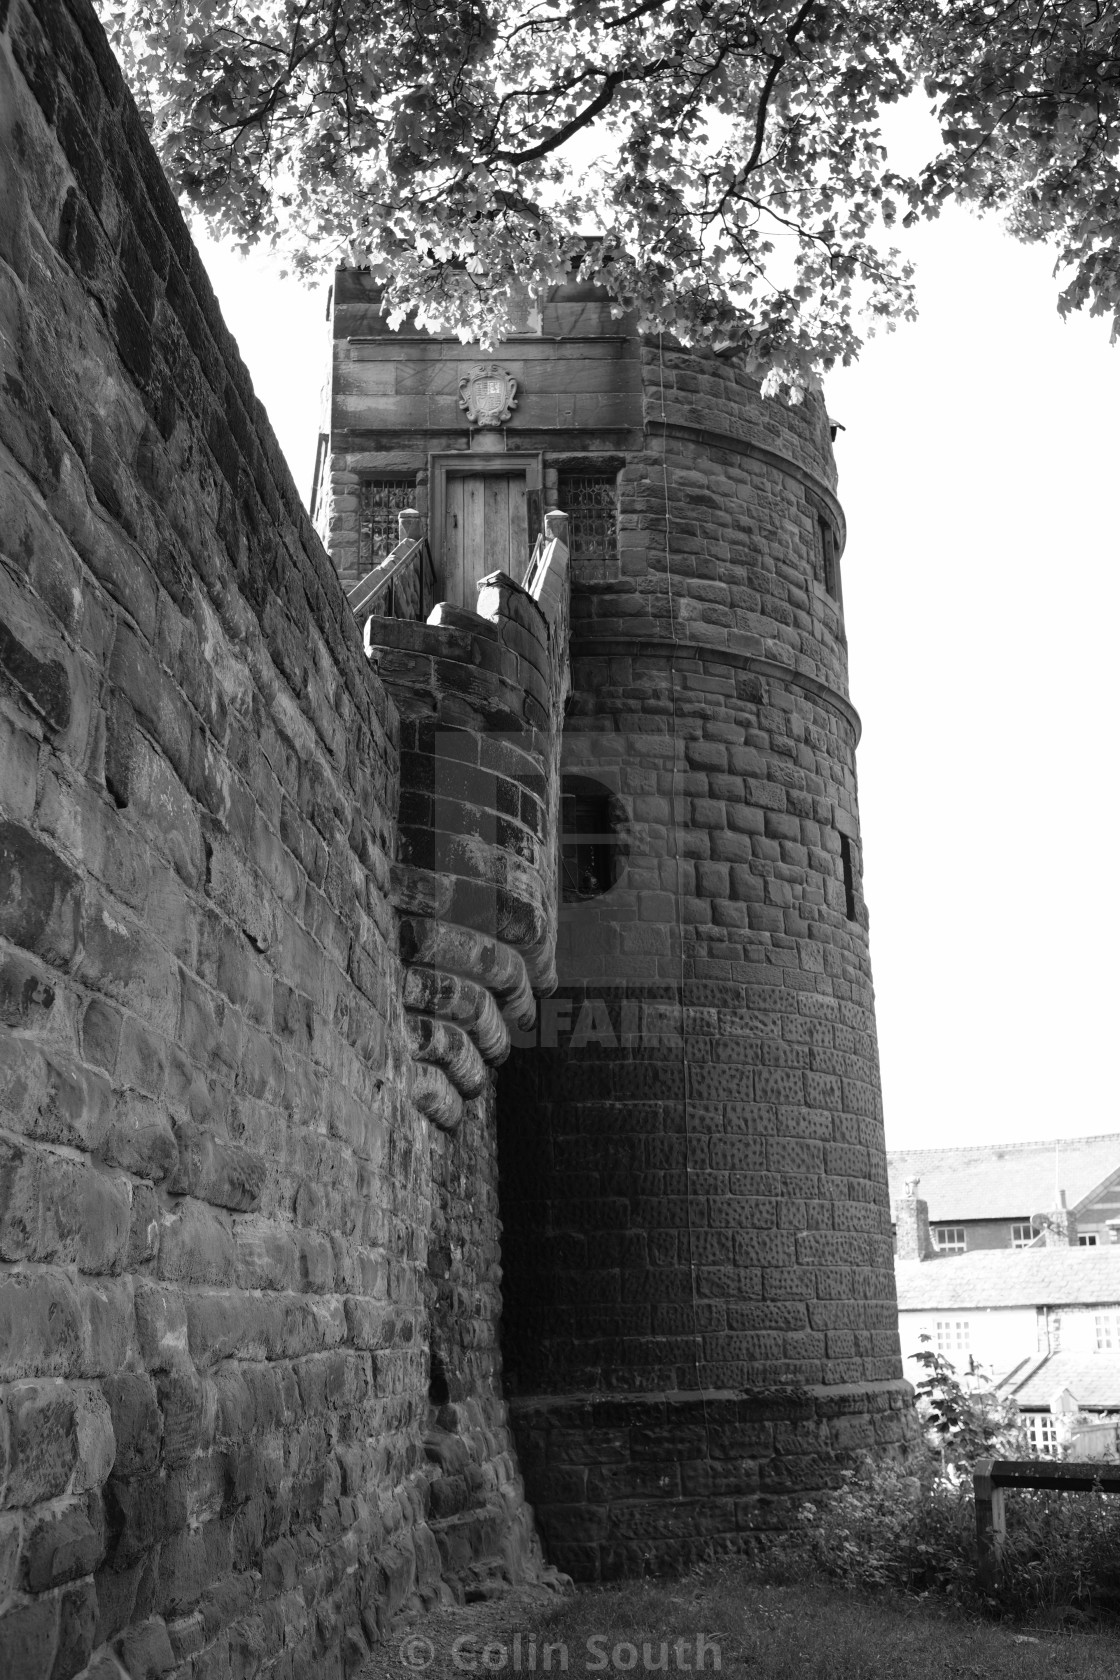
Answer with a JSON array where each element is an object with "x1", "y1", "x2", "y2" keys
[
  {"x1": 895, "y1": 1247, "x2": 1120, "y2": 1311},
  {"x1": 887, "y1": 1133, "x2": 1120, "y2": 1223},
  {"x1": 999, "y1": 1350, "x2": 1120, "y2": 1410}
]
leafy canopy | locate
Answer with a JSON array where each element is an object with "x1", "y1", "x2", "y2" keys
[{"x1": 102, "y1": 0, "x2": 1120, "y2": 391}]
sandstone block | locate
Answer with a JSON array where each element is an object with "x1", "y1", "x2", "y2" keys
[
  {"x1": 178, "y1": 973, "x2": 245, "y2": 1077},
  {"x1": 3, "y1": 1378, "x2": 81, "y2": 1505},
  {"x1": 109, "y1": 623, "x2": 190, "y2": 783},
  {"x1": 126, "y1": 1182, "x2": 161, "y2": 1270},
  {"x1": 233, "y1": 1217, "x2": 299, "y2": 1292},
  {"x1": 117, "y1": 1017, "x2": 169, "y2": 1099},
  {"x1": 0, "y1": 1270, "x2": 85, "y2": 1381},
  {"x1": 0, "y1": 600, "x2": 72, "y2": 738},
  {"x1": 156, "y1": 1200, "x2": 236, "y2": 1288},
  {"x1": 0, "y1": 1594, "x2": 59, "y2": 1680},
  {"x1": 0, "y1": 712, "x2": 39, "y2": 824},
  {"x1": 20, "y1": 1491, "x2": 105, "y2": 1591},
  {"x1": 82, "y1": 997, "x2": 123, "y2": 1073},
  {"x1": 0, "y1": 950, "x2": 58, "y2": 1035},
  {"x1": 156, "y1": 1368, "x2": 217, "y2": 1467},
  {"x1": 113, "y1": 1613, "x2": 176, "y2": 1679},
  {"x1": 103, "y1": 1374, "x2": 163, "y2": 1478},
  {"x1": 0, "y1": 1038, "x2": 111, "y2": 1151},
  {"x1": 105, "y1": 1468, "x2": 189, "y2": 1572},
  {"x1": 0, "y1": 818, "x2": 82, "y2": 965},
  {"x1": 171, "y1": 1122, "x2": 265, "y2": 1213},
  {"x1": 97, "y1": 1093, "x2": 179, "y2": 1184},
  {"x1": 133, "y1": 1282, "x2": 190, "y2": 1373},
  {"x1": 77, "y1": 894, "x2": 181, "y2": 1032},
  {"x1": 55, "y1": 1159, "x2": 132, "y2": 1275},
  {"x1": 205, "y1": 836, "x2": 278, "y2": 954},
  {"x1": 53, "y1": 1578, "x2": 99, "y2": 1679}
]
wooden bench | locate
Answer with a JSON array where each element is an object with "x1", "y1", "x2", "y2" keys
[{"x1": 974, "y1": 1457, "x2": 1120, "y2": 1589}]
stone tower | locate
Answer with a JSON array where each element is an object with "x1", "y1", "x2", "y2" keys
[{"x1": 319, "y1": 272, "x2": 914, "y2": 1581}]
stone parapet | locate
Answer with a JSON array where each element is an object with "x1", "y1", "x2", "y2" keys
[{"x1": 364, "y1": 571, "x2": 566, "y2": 1136}]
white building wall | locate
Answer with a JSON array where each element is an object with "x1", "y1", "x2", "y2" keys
[
  {"x1": 1058, "y1": 1305, "x2": 1120, "y2": 1353},
  {"x1": 898, "y1": 1306, "x2": 1042, "y2": 1385}
]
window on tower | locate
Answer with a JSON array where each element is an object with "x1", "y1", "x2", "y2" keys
[
  {"x1": 557, "y1": 469, "x2": 620, "y2": 562},
  {"x1": 359, "y1": 477, "x2": 416, "y2": 569},
  {"x1": 819, "y1": 514, "x2": 841, "y2": 602},
  {"x1": 840, "y1": 833, "x2": 859, "y2": 922},
  {"x1": 560, "y1": 775, "x2": 626, "y2": 902}
]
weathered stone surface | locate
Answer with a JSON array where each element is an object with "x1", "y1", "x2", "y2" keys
[
  {"x1": 0, "y1": 2, "x2": 545, "y2": 1663},
  {"x1": 0, "y1": 0, "x2": 915, "y2": 1657}
]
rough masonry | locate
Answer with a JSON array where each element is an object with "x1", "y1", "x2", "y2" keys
[
  {"x1": 0, "y1": 3, "x2": 554, "y2": 1676},
  {"x1": 0, "y1": 0, "x2": 914, "y2": 1673},
  {"x1": 320, "y1": 275, "x2": 918, "y2": 1581}
]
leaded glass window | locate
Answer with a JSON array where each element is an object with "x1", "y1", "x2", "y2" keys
[
  {"x1": 557, "y1": 471, "x2": 618, "y2": 561},
  {"x1": 359, "y1": 479, "x2": 415, "y2": 568}
]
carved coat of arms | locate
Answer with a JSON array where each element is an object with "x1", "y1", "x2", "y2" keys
[{"x1": 458, "y1": 364, "x2": 518, "y2": 428}]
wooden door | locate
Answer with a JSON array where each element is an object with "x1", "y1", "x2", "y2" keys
[{"x1": 444, "y1": 472, "x2": 528, "y2": 608}]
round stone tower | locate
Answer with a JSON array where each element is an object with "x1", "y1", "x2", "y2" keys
[{"x1": 497, "y1": 331, "x2": 914, "y2": 1579}]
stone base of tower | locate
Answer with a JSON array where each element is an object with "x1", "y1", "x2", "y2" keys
[{"x1": 510, "y1": 1382, "x2": 918, "y2": 1581}]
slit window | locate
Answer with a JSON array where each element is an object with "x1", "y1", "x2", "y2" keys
[
  {"x1": 819, "y1": 515, "x2": 840, "y2": 602},
  {"x1": 557, "y1": 471, "x2": 619, "y2": 561},
  {"x1": 840, "y1": 833, "x2": 858, "y2": 922},
  {"x1": 359, "y1": 478, "x2": 416, "y2": 569}
]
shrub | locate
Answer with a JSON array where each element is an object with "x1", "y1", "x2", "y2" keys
[
  {"x1": 786, "y1": 1342, "x2": 1120, "y2": 1619},
  {"x1": 792, "y1": 1455, "x2": 978, "y2": 1605}
]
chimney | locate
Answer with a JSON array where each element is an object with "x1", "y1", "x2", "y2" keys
[
  {"x1": 895, "y1": 1176, "x2": 933, "y2": 1262},
  {"x1": 1042, "y1": 1186, "x2": 1076, "y2": 1248}
]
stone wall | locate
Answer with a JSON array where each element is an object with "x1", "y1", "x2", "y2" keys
[
  {"x1": 496, "y1": 342, "x2": 917, "y2": 1578},
  {"x1": 0, "y1": 4, "x2": 546, "y2": 1675}
]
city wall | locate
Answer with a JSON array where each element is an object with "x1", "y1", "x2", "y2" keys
[{"x1": 0, "y1": 4, "x2": 548, "y2": 1675}]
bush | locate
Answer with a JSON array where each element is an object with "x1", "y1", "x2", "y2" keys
[{"x1": 785, "y1": 1342, "x2": 1120, "y2": 1620}]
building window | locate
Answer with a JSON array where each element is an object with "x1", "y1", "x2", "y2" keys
[
  {"x1": 933, "y1": 1226, "x2": 966, "y2": 1254},
  {"x1": 359, "y1": 478, "x2": 416, "y2": 569},
  {"x1": 1079, "y1": 1233, "x2": 1099, "y2": 1247},
  {"x1": 560, "y1": 776, "x2": 623, "y2": 903},
  {"x1": 1095, "y1": 1313, "x2": 1117, "y2": 1350},
  {"x1": 818, "y1": 515, "x2": 841, "y2": 601},
  {"x1": 840, "y1": 833, "x2": 858, "y2": 922},
  {"x1": 935, "y1": 1319, "x2": 970, "y2": 1355},
  {"x1": 1011, "y1": 1222, "x2": 1034, "y2": 1248},
  {"x1": 557, "y1": 471, "x2": 618, "y2": 561},
  {"x1": 1023, "y1": 1411, "x2": 1058, "y2": 1457}
]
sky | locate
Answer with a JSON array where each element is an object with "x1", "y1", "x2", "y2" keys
[{"x1": 193, "y1": 150, "x2": 1120, "y2": 1157}]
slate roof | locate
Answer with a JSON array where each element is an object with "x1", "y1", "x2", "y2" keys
[
  {"x1": 887, "y1": 1133, "x2": 1120, "y2": 1223},
  {"x1": 895, "y1": 1247, "x2": 1120, "y2": 1311},
  {"x1": 1000, "y1": 1350, "x2": 1120, "y2": 1410}
]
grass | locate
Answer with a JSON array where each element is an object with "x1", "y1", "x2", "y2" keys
[{"x1": 363, "y1": 1559, "x2": 1120, "y2": 1680}]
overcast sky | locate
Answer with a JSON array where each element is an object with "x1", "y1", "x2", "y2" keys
[{"x1": 194, "y1": 156, "x2": 1120, "y2": 1157}]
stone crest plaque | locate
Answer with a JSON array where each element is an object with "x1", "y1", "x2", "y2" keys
[{"x1": 458, "y1": 364, "x2": 518, "y2": 428}]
